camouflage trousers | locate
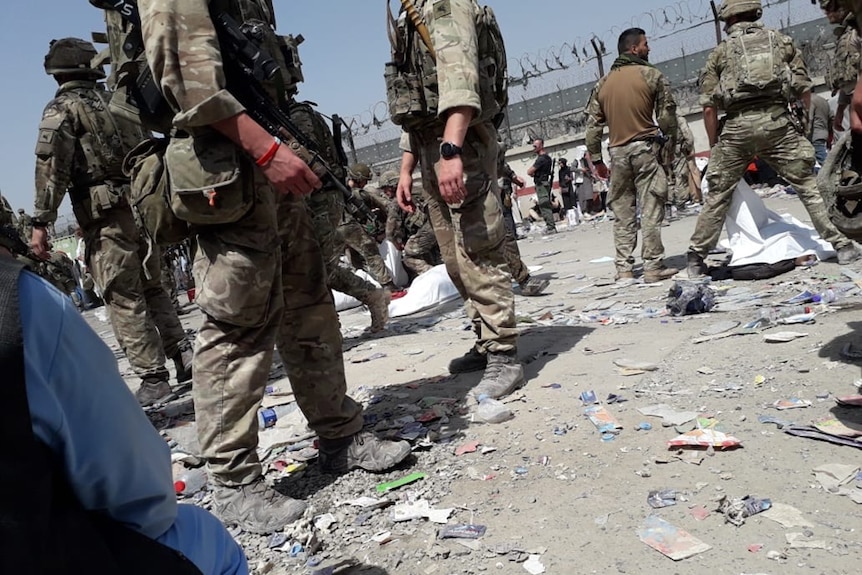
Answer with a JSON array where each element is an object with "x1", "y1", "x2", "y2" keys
[
  {"x1": 306, "y1": 189, "x2": 378, "y2": 303},
  {"x1": 86, "y1": 206, "x2": 187, "y2": 381},
  {"x1": 338, "y1": 220, "x2": 394, "y2": 287},
  {"x1": 160, "y1": 248, "x2": 180, "y2": 310},
  {"x1": 410, "y1": 121, "x2": 517, "y2": 353},
  {"x1": 690, "y1": 110, "x2": 850, "y2": 257},
  {"x1": 401, "y1": 221, "x2": 441, "y2": 275},
  {"x1": 670, "y1": 156, "x2": 702, "y2": 206},
  {"x1": 193, "y1": 173, "x2": 362, "y2": 486},
  {"x1": 607, "y1": 139, "x2": 669, "y2": 273},
  {"x1": 534, "y1": 182, "x2": 557, "y2": 231}
]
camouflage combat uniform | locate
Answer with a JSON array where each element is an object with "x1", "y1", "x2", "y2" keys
[
  {"x1": 388, "y1": 0, "x2": 520, "y2": 394},
  {"x1": 33, "y1": 75, "x2": 189, "y2": 396},
  {"x1": 17, "y1": 211, "x2": 33, "y2": 245},
  {"x1": 688, "y1": 21, "x2": 854, "y2": 259},
  {"x1": 585, "y1": 54, "x2": 678, "y2": 277},
  {"x1": 670, "y1": 112, "x2": 701, "y2": 206},
  {"x1": 139, "y1": 0, "x2": 371, "y2": 487},
  {"x1": 829, "y1": 11, "x2": 860, "y2": 108},
  {"x1": 0, "y1": 196, "x2": 16, "y2": 228},
  {"x1": 388, "y1": 188, "x2": 440, "y2": 275},
  {"x1": 530, "y1": 153, "x2": 557, "y2": 232},
  {"x1": 338, "y1": 186, "x2": 396, "y2": 287}
]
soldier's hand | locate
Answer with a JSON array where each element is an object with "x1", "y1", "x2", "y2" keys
[
  {"x1": 438, "y1": 156, "x2": 467, "y2": 205},
  {"x1": 31, "y1": 227, "x2": 51, "y2": 260},
  {"x1": 260, "y1": 146, "x2": 321, "y2": 195},
  {"x1": 397, "y1": 172, "x2": 415, "y2": 214},
  {"x1": 513, "y1": 175, "x2": 526, "y2": 188}
]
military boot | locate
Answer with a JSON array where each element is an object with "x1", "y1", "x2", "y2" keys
[
  {"x1": 643, "y1": 267, "x2": 679, "y2": 283},
  {"x1": 686, "y1": 251, "x2": 708, "y2": 279},
  {"x1": 171, "y1": 342, "x2": 194, "y2": 384},
  {"x1": 135, "y1": 376, "x2": 177, "y2": 407},
  {"x1": 471, "y1": 351, "x2": 525, "y2": 401},
  {"x1": 318, "y1": 431, "x2": 412, "y2": 474},
  {"x1": 837, "y1": 243, "x2": 862, "y2": 265},
  {"x1": 518, "y1": 276, "x2": 549, "y2": 296},
  {"x1": 212, "y1": 479, "x2": 307, "y2": 535},
  {"x1": 448, "y1": 347, "x2": 487, "y2": 374},
  {"x1": 365, "y1": 288, "x2": 391, "y2": 333}
]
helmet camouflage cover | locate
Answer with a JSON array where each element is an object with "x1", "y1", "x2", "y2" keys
[
  {"x1": 44, "y1": 37, "x2": 105, "y2": 79},
  {"x1": 348, "y1": 163, "x2": 372, "y2": 181},
  {"x1": 378, "y1": 170, "x2": 400, "y2": 188},
  {"x1": 718, "y1": 0, "x2": 764, "y2": 21}
]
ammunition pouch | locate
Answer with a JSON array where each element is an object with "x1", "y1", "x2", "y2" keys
[
  {"x1": 385, "y1": 62, "x2": 437, "y2": 129},
  {"x1": 165, "y1": 132, "x2": 254, "y2": 226},
  {"x1": 70, "y1": 181, "x2": 128, "y2": 230}
]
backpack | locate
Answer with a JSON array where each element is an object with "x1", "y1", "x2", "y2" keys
[
  {"x1": 720, "y1": 26, "x2": 790, "y2": 108},
  {"x1": 475, "y1": 5, "x2": 508, "y2": 126}
]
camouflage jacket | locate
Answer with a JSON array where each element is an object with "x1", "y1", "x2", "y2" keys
[
  {"x1": 584, "y1": 57, "x2": 677, "y2": 162},
  {"x1": 830, "y1": 14, "x2": 861, "y2": 97},
  {"x1": 345, "y1": 187, "x2": 397, "y2": 237},
  {"x1": 675, "y1": 114, "x2": 695, "y2": 158},
  {"x1": 387, "y1": 190, "x2": 428, "y2": 245},
  {"x1": 0, "y1": 197, "x2": 16, "y2": 228},
  {"x1": 698, "y1": 22, "x2": 811, "y2": 112},
  {"x1": 34, "y1": 80, "x2": 145, "y2": 225}
]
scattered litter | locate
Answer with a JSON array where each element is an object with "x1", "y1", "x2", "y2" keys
[
  {"x1": 590, "y1": 256, "x2": 614, "y2": 264},
  {"x1": 390, "y1": 500, "x2": 453, "y2": 524},
  {"x1": 813, "y1": 464, "x2": 862, "y2": 504},
  {"x1": 772, "y1": 398, "x2": 811, "y2": 410},
  {"x1": 579, "y1": 390, "x2": 599, "y2": 405},
  {"x1": 717, "y1": 495, "x2": 771, "y2": 526},
  {"x1": 541, "y1": 383, "x2": 562, "y2": 389},
  {"x1": 523, "y1": 555, "x2": 546, "y2": 575},
  {"x1": 350, "y1": 352, "x2": 387, "y2": 363},
  {"x1": 613, "y1": 358, "x2": 659, "y2": 371},
  {"x1": 636, "y1": 422, "x2": 653, "y2": 431},
  {"x1": 584, "y1": 405, "x2": 623, "y2": 436},
  {"x1": 666, "y1": 281, "x2": 716, "y2": 316},
  {"x1": 690, "y1": 506, "x2": 710, "y2": 521},
  {"x1": 750, "y1": 510, "x2": 799, "y2": 544},
  {"x1": 763, "y1": 331, "x2": 808, "y2": 343},
  {"x1": 836, "y1": 395, "x2": 862, "y2": 407},
  {"x1": 647, "y1": 489, "x2": 678, "y2": 509},
  {"x1": 697, "y1": 367, "x2": 716, "y2": 375},
  {"x1": 376, "y1": 472, "x2": 426, "y2": 494},
  {"x1": 753, "y1": 374, "x2": 766, "y2": 386},
  {"x1": 638, "y1": 404, "x2": 698, "y2": 427},
  {"x1": 758, "y1": 414, "x2": 795, "y2": 429},
  {"x1": 455, "y1": 441, "x2": 481, "y2": 456},
  {"x1": 637, "y1": 516, "x2": 711, "y2": 561},
  {"x1": 700, "y1": 321, "x2": 740, "y2": 336},
  {"x1": 668, "y1": 428, "x2": 742, "y2": 449},
  {"x1": 340, "y1": 497, "x2": 388, "y2": 509},
  {"x1": 438, "y1": 524, "x2": 486, "y2": 539},
  {"x1": 785, "y1": 532, "x2": 828, "y2": 549},
  {"x1": 748, "y1": 543, "x2": 763, "y2": 553},
  {"x1": 606, "y1": 393, "x2": 626, "y2": 404},
  {"x1": 370, "y1": 531, "x2": 393, "y2": 544},
  {"x1": 584, "y1": 346, "x2": 620, "y2": 355}
]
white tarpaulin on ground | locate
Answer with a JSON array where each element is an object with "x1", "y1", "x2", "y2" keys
[
  {"x1": 389, "y1": 264, "x2": 461, "y2": 317},
  {"x1": 719, "y1": 181, "x2": 836, "y2": 266},
  {"x1": 333, "y1": 240, "x2": 409, "y2": 312}
]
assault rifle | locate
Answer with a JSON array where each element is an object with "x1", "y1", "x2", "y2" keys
[
  {"x1": 0, "y1": 225, "x2": 75, "y2": 292},
  {"x1": 89, "y1": 0, "x2": 375, "y2": 226}
]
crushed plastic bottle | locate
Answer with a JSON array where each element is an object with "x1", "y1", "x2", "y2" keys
[
  {"x1": 174, "y1": 468, "x2": 207, "y2": 496},
  {"x1": 756, "y1": 305, "x2": 814, "y2": 325},
  {"x1": 812, "y1": 289, "x2": 837, "y2": 304},
  {"x1": 257, "y1": 403, "x2": 297, "y2": 429},
  {"x1": 476, "y1": 397, "x2": 512, "y2": 423}
]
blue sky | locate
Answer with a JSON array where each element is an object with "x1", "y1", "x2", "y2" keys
[{"x1": 0, "y1": 0, "x2": 819, "y2": 216}]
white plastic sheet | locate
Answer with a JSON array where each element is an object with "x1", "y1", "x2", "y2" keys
[
  {"x1": 719, "y1": 181, "x2": 836, "y2": 266},
  {"x1": 388, "y1": 264, "x2": 461, "y2": 318}
]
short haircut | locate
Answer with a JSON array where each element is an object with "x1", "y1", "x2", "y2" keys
[
  {"x1": 618, "y1": 28, "x2": 646, "y2": 55},
  {"x1": 534, "y1": 138, "x2": 544, "y2": 146}
]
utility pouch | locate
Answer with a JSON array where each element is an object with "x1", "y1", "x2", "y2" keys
[
  {"x1": 123, "y1": 138, "x2": 189, "y2": 245},
  {"x1": 385, "y1": 63, "x2": 426, "y2": 125},
  {"x1": 165, "y1": 133, "x2": 253, "y2": 226}
]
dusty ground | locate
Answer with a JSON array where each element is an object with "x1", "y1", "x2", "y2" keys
[{"x1": 88, "y1": 192, "x2": 862, "y2": 575}]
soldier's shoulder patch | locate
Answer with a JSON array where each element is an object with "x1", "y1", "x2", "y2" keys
[{"x1": 432, "y1": 0, "x2": 452, "y2": 19}]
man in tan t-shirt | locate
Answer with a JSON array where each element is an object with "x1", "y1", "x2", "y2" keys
[{"x1": 585, "y1": 27, "x2": 679, "y2": 283}]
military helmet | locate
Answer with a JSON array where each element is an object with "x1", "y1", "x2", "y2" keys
[
  {"x1": 717, "y1": 0, "x2": 763, "y2": 21},
  {"x1": 44, "y1": 37, "x2": 105, "y2": 79},
  {"x1": 348, "y1": 163, "x2": 372, "y2": 181},
  {"x1": 17, "y1": 209, "x2": 24, "y2": 214},
  {"x1": 378, "y1": 170, "x2": 400, "y2": 189},
  {"x1": 281, "y1": 34, "x2": 305, "y2": 96}
]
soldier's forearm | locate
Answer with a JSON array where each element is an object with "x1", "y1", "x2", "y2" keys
[
  {"x1": 442, "y1": 106, "x2": 473, "y2": 147},
  {"x1": 703, "y1": 106, "x2": 719, "y2": 148}
]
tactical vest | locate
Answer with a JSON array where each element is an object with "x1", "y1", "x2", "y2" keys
[
  {"x1": 384, "y1": 0, "x2": 508, "y2": 131},
  {"x1": 0, "y1": 259, "x2": 202, "y2": 574},
  {"x1": 287, "y1": 99, "x2": 347, "y2": 185},
  {"x1": 718, "y1": 24, "x2": 791, "y2": 109},
  {"x1": 36, "y1": 82, "x2": 146, "y2": 228},
  {"x1": 830, "y1": 18, "x2": 861, "y2": 94}
]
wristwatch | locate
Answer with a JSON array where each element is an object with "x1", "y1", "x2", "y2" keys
[{"x1": 439, "y1": 141, "x2": 463, "y2": 160}]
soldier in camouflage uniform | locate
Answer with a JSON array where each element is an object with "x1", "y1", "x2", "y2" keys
[
  {"x1": 279, "y1": 35, "x2": 391, "y2": 332},
  {"x1": 340, "y1": 163, "x2": 401, "y2": 291},
  {"x1": 0, "y1": 194, "x2": 17, "y2": 228},
  {"x1": 388, "y1": 0, "x2": 524, "y2": 400},
  {"x1": 669, "y1": 112, "x2": 702, "y2": 207},
  {"x1": 133, "y1": 0, "x2": 409, "y2": 534},
  {"x1": 378, "y1": 170, "x2": 441, "y2": 276},
  {"x1": 526, "y1": 139, "x2": 557, "y2": 234},
  {"x1": 30, "y1": 38, "x2": 193, "y2": 407},
  {"x1": 686, "y1": 0, "x2": 860, "y2": 277},
  {"x1": 819, "y1": 1, "x2": 860, "y2": 131},
  {"x1": 17, "y1": 209, "x2": 33, "y2": 245},
  {"x1": 585, "y1": 28, "x2": 680, "y2": 283}
]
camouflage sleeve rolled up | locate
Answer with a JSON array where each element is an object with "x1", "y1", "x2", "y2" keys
[
  {"x1": 399, "y1": 131, "x2": 413, "y2": 154},
  {"x1": 676, "y1": 115, "x2": 695, "y2": 157},
  {"x1": 386, "y1": 203, "x2": 405, "y2": 244},
  {"x1": 33, "y1": 101, "x2": 76, "y2": 224},
  {"x1": 139, "y1": 0, "x2": 246, "y2": 128},
  {"x1": 584, "y1": 78, "x2": 608, "y2": 161},
  {"x1": 779, "y1": 31, "x2": 812, "y2": 98},
  {"x1": 652, "y1": 69, "x2": 677, "y2": 149},
  {"x1": 833, "y1": 25, "x2": 861, "y2": 95},
  {"x1": 423, "y1": 0, "x2": 482, "y2": 117},
  {"x1": 698, "y1": 45, "x2": 723, "y2": 109}
]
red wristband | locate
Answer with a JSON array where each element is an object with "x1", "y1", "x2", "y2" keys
[{"x1": 255, "y1": 137, "x2": 281, "y2": 167}]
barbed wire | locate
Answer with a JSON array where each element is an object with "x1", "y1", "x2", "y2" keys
[{"x1": 346, "y1": 0, "x2": 824, "y2": 154}]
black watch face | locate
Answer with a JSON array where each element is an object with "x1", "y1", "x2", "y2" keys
[{"x1": 441, "y1": 143, "x2": 461, "y2": 158}]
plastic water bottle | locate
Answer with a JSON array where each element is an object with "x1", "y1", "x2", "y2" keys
[
  {"x1": 757, "y1": 305, "x2": 812, "y2": 324},
  {"x1": 174, "y1": 468, "x2": 207, "y2": 496},
  {"x1": 812, "y1": 289, "x2": 837, "y2": 304},
  {"x1": 257, "y1": 403, "x2": 297, "y2": 429},
  {"x1": 476, "y1": 398, "x2": 512, "y2": 424}
]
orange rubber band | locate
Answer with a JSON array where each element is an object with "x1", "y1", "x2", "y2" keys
[{"x1": 255, "y1": 137, "x2": 281, "y2": 167}]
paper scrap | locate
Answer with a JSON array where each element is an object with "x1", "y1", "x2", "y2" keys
[{"x1": 637, "y1": 516, "x2": 711, "y2": 561}]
